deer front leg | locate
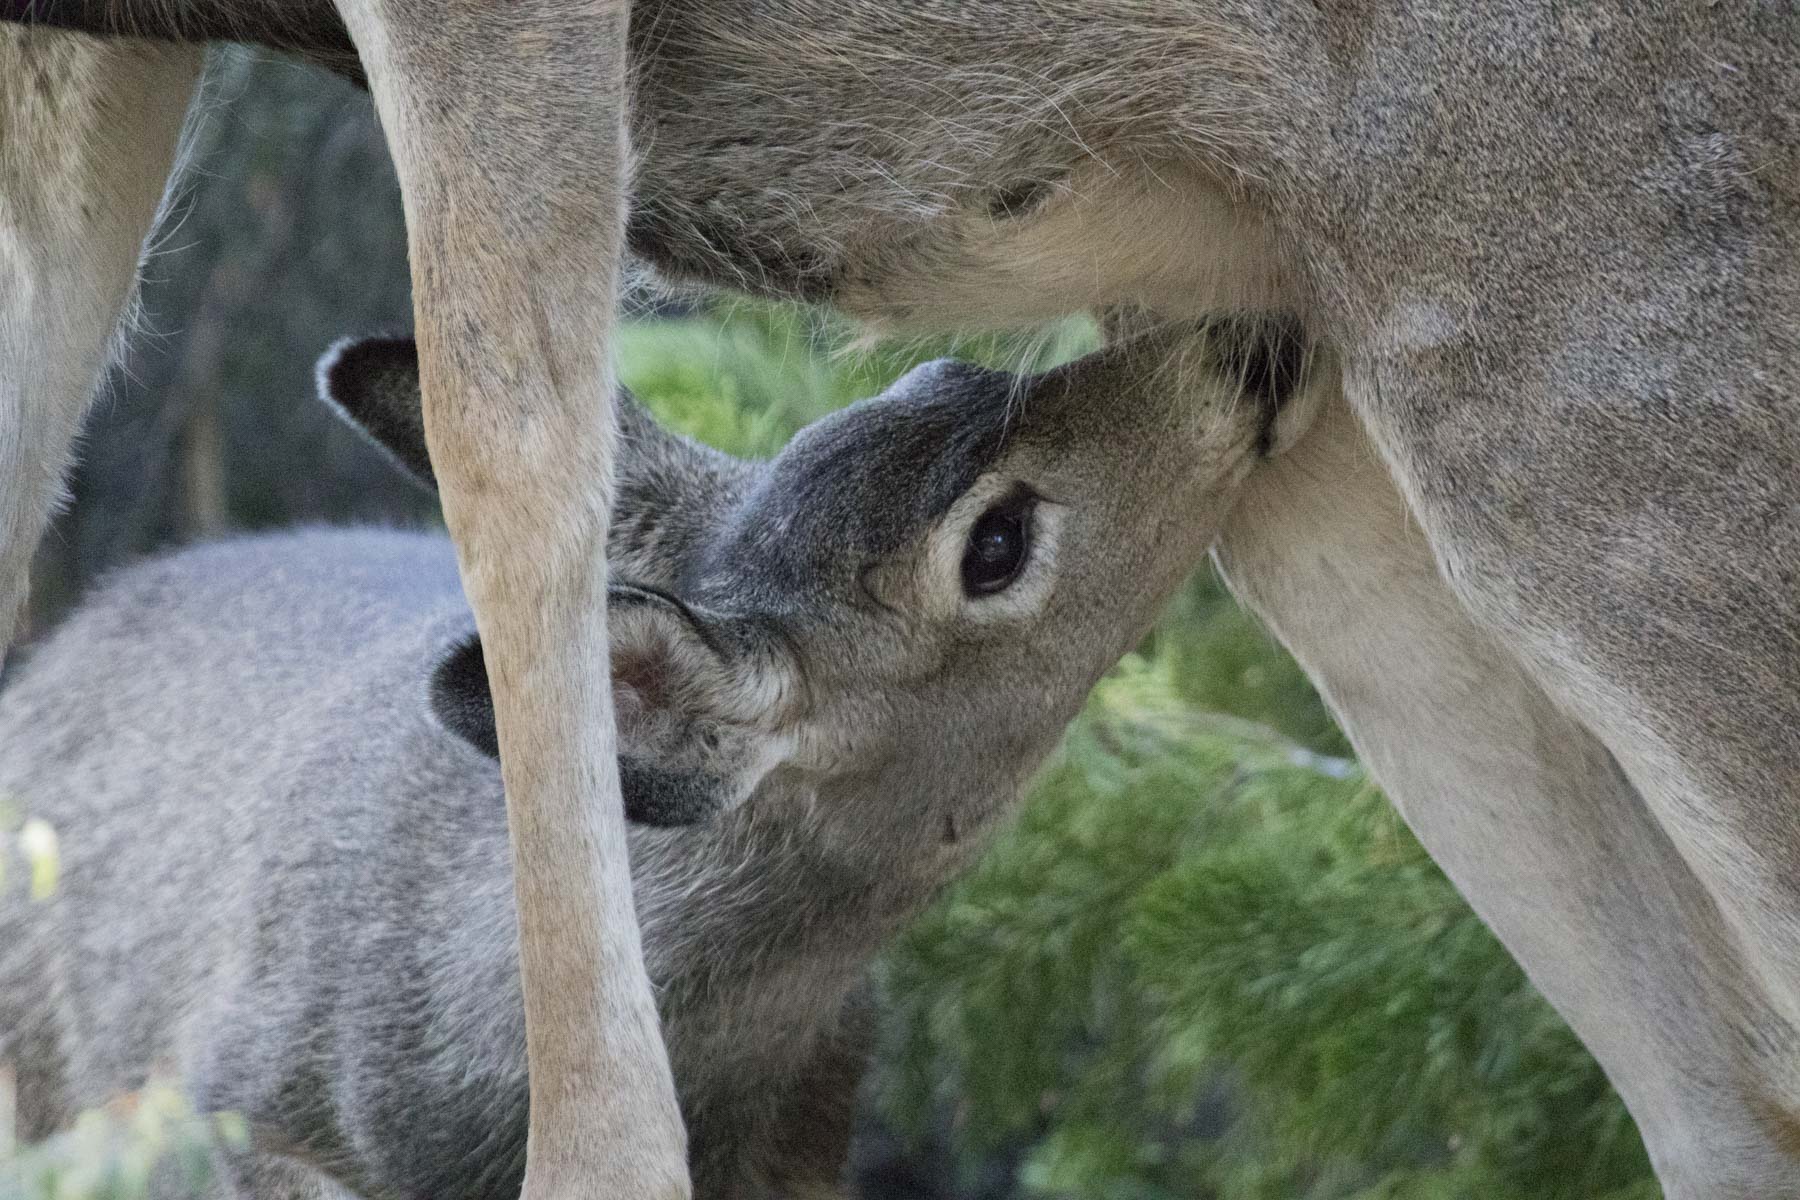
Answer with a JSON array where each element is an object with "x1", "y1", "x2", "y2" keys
[
  {"x1": 0, "y1": 31, "x2": 200, "y2": 650},
  {"x1": 330, "y1": 2, "x2": 689, "y2": 1196}
]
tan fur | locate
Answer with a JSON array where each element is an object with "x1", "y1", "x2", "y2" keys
[
  {"x1": 0, "y1": 29, "x2": 199, "y2": 646},
  {"x1": 1216, "y1": 392, "x2": 1800, "y2": 1197},
  {"x1": 326, "y1": 0, "x2": 687, "y2": 1194},
  {"x1": 0, "y1": 11, "x2": 688, "y2": 1200},
  {"x1": 839, "y1": 159, "x2": 1291, "y2": 336}
]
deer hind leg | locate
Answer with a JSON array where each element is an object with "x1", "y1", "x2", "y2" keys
[
  {"x1": 1338, "y1": 302, "x2": 1800, "y2": 1192},
  {"x1": 329, "y1": 2, "x2": 688, "y2": 1196},
  {"x1": 1217, "y1": 393, "x2": 1800, "y2": 1199},
  {"x1": 0, "y1": 29, "x2": 200, "y2": 650}
]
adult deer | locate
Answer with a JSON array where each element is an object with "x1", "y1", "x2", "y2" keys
[{"x1": 5, "y1": 4, "x2": 1800, "y2": 1196}]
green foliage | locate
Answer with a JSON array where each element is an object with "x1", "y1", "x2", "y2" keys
[
  {"x1": 0, "y1": 822, "x2": 58, "y2": 907},
  {"x1": 2, "y1": 807, "x2": 240, "y2": 1200},
  {"x1": 1143, "y1": 573, "x2": 1348, "y2": 759},
  {"x1": 0, "y1": 1082, "x2": 243, "y2": 1200},
  {"x1": 618, "y1": 299, "x2": 1099, "y2": 456},
  {"x1": 0, "y1": 800, "x2": 59, "y2": 907},
  {"x1": 875, "y1": 658, "x2": 1657, "y2": 1199}
]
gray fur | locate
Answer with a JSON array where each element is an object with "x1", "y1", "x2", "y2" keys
[
  {"x1": 9, "y1": 2, "x2": 1799, "y2": 1191},
  {"x1": 0, "y1": 322, "x2": 1306, "y2": 1199}
]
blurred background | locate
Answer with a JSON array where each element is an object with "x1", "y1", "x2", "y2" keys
[{"x1": 4, "y1": 48, "x2": 1659, "y2": 1200}]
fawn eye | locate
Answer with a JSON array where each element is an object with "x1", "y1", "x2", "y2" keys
[{"x1": 961, "y1": 496, "x2": 1035, "y2": 596}]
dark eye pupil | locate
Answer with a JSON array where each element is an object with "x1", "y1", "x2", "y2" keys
[{"x1": 962, "y1": 506, "x2": 1031, "y2": 595}]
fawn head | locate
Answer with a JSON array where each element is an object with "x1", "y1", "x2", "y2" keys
[{"x1": 318, "y1": 319, "x2": 1312, "y2": 878}]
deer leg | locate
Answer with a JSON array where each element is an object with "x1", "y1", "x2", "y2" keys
[
  {"x1": 0, "y1": 30, "x2": 200, "y2": 650},
  {"x1": 328, "y1": 2, "x2": 688, "y2": 1196},
  {"x1": 1338, "y1": 292, "x2": 1800, "y2": 1183},
  {"x1": 1218, "y1": 392, "x2": 1800, "y2": 1199}
]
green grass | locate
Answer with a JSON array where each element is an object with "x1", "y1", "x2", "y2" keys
[{"x1": 0, "y1": 1084, "x2": 243, "y2": 1200}]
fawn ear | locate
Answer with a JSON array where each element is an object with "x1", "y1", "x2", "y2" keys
[
  {"x1": 317, "y1": 336, "x2": 681, "y2": 491},
  {"x1": 429, "y1": 586, "x2": 794, "y2": 826},
  {"x1": 316, "y1": 336, "x2": 436, "y2": 491}
]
